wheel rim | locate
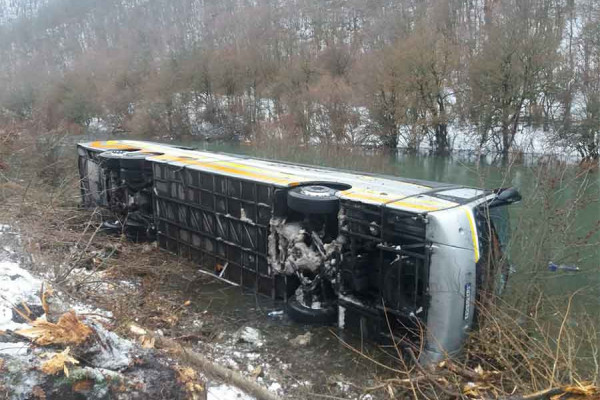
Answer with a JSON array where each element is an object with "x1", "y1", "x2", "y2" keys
[{"x1": 300, "y1": 185, "x2": 335, "y2": 198}]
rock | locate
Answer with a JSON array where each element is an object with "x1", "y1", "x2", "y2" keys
[
  {"x1": 268, "y1": 382, "x2": 282, "y2": 393},
  {"x1": 289, "y1": 332, "x2": 312, "y2": 347},
  {"x1": 11, "y1": 304, "x2": 44, "y2": 324},
  {"x1": 129, "y1": 324, "x2": 147, "y2": 336},
  {"x1": 267, "y1": 310, "x2": 284, "y2": 319},
  {"x1": 236, "y1": 327, "x2": 264, "y2": 347}
]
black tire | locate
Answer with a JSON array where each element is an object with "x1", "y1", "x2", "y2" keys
[
  {"x1": 98, "y1": 150, "x2": 157, "y2": 170},
  {"x1": 286, "y1": 295, "x2": 337, "y2": 324},
  {"x1": 119, "y1": 152, "x2": 156, "y2": 170},
  {"x1": 287, "y1": 185, "x2": 339, "y2": 214},
  {"x1": 98, "y1": 150, "x2": 131, "y2": 169}
]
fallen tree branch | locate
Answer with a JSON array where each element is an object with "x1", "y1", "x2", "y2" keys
[
  {"x1": 151, "y1": 334, "x2": 281, "y2": 400},
  {"x1": 500, "y1": 387, "x2": 565, "y2": 400},
  {"x1": 521, "y1": 388, "x2": 566, "y2": 400},
  {"x1": 444, "y1": 360, "x2": 482, "y2": 381},
  {"x1": 500, "y1": 383, "x2": 599, "y2": 400}
]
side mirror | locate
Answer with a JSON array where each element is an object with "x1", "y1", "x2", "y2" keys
[
  {"x1": 497, "y1": 187, "x2": 522, "y2": 203},
  {"x1": 488, "y1": 187, "x2": 522, "y2": 208}
]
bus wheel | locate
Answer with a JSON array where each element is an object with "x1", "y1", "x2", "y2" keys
[
  {"x1": 287, "y1": 185, "x2": 339, "y2": 214},
  {"x1": 286, "y1": 293, "x2": 337, "y2": 324}
]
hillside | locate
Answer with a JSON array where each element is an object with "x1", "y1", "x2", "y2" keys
[{"x1": 0, "y1": 0, "x2": 598, "y2": 159}]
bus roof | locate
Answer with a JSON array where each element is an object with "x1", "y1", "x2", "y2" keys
[{"x1": 79, "y1": 140, "x2": 490, "y2": 213}]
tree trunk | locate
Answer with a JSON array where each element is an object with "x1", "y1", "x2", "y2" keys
[
  {"x1": 382, "y1": 125, "x2": 398, "y2": 150},
  {"x1": 433, "y1": 95, "x2": 450, "y2": 155},
  {"x1": 484, "y1": 0, "x2": 496, "y2": 27},
  {"x1": 501, "y1": 123, "x2": 510, "y2": 162},
  {"x1": 434, "y1": 123, "x2": 450, "y2": 155}
]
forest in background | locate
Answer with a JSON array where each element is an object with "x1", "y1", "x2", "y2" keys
[{"x1": 0, "y1": 0, "x2": 599, "y2": 160}]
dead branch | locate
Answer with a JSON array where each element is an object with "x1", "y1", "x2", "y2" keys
[{"x1": 500, "y1": 387, "x2": 568, "y2": 400}]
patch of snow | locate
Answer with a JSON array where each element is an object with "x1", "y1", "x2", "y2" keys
[
  {"x1": 0, "y1": 342, "x2": 30, "y2": 356},
  {"x1": 87, "y1": 118, "x2": 110, "y2": 133},
  {"x1": 0, "y1": 259, "x2": 42, "y2": 331},
  {"x1": 71, "y1": 302, "x2": 114, "y2": 319},
  {"x1": 236, "y1": 326, "x2": 264, "y2": 347},
  {"x1": 207, "y1": 384, "x2": 255, "y2": 400},
  {"x1": 268, "y1": 382, "x2": 282, "y2": 393}
]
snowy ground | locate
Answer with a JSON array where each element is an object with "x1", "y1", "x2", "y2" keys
[
  {"x1": 0, "y1": 224, "x2": 190, "y2": 399},
  {"x1": 0, "y1": 225, "x2": 41, "y2": 334}
]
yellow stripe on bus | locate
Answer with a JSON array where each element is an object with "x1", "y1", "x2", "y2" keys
[
  {"x1": 89, "y1": 141, "x2": 140, "y2": 150},
  {"x1": 389, "y1": 201, "x2": 441, "y2": 211},
  {"x1": 88, "y1": 141, "x2": 457, "y2": 212},
  {"x1": 463, "y1": 207, "x2": 480, "y2": 262},
  {"x1": 341, "y1": 190, "x2": 443, "y2": 211},
  {"x1": 339, "y1": 190, "x2": 397, "y2": 204},
  {"x1": 151, "y1": 155, "x2": 299, "y2": 185}
]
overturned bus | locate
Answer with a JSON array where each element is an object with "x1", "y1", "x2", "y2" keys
[{"x1": 77, "y1": 140, "x2": 521, "y2": 362}]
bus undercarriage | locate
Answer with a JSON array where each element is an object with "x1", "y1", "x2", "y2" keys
[{"x1": 77, "y1": 142, "x2": 520, "y2": 362}]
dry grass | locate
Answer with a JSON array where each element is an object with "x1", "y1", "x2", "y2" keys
[
  {"x1": 467, "y1": 295, "x2": 598, "y2": 390},
  {"x1": 334, "y1": 293, "x2": 599, "y2": 399}
]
